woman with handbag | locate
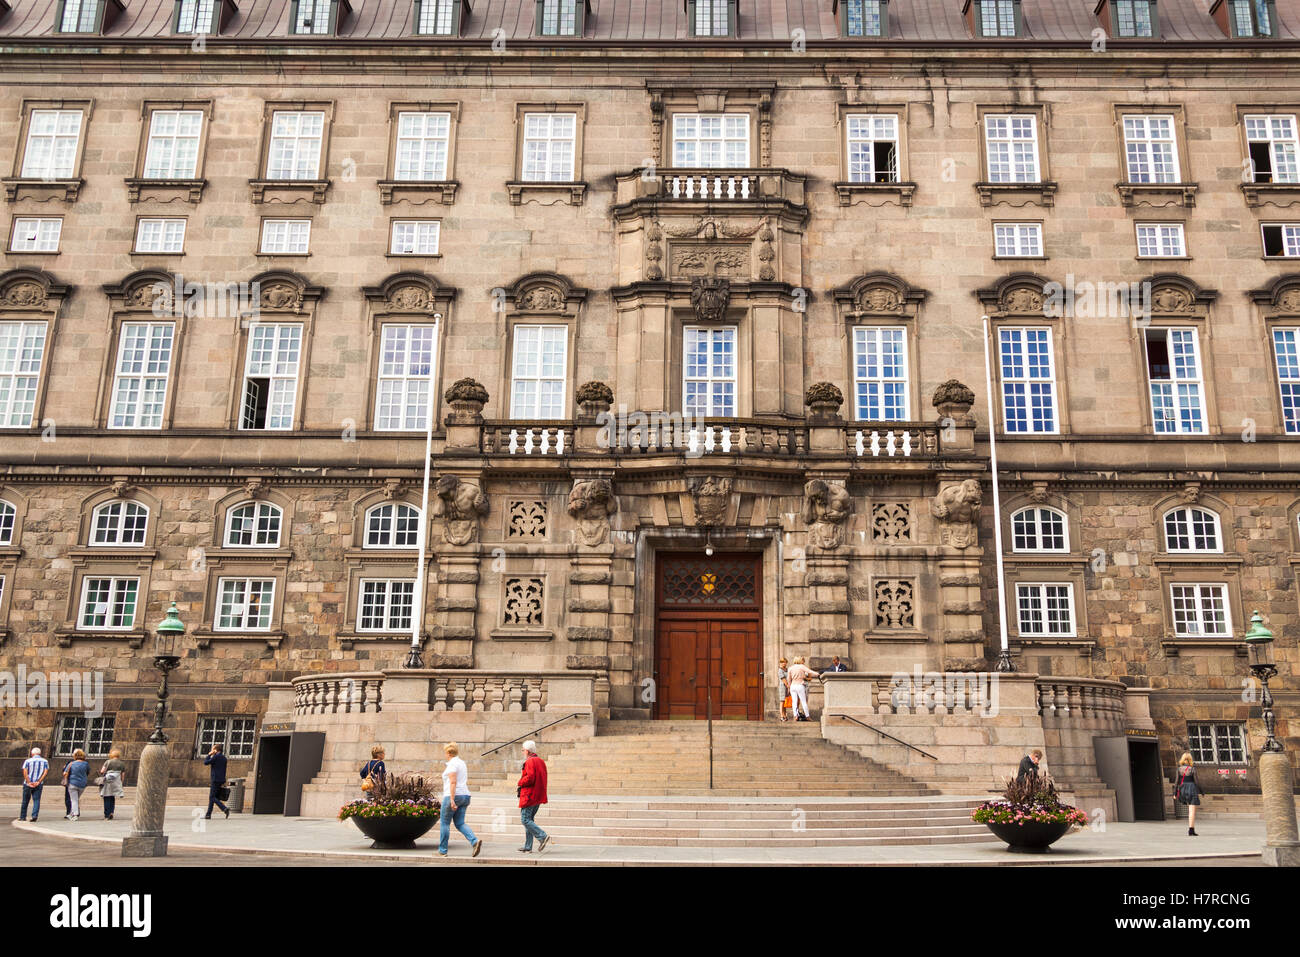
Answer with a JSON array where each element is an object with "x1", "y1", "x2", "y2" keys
[
  {"x1": 97, "y1": 749, "x2": 126, "y2": 820},
  {"x1": 1175, "y1": 752, "x2": 1201, "y2": 836},
  {"x1": 777, "y1": 658, "x2": 791, "y2": 722},
  {"x1": 63, "y1": 749, "x2": 89, "y2": 821},
  {"x1": 359, "y1": 746, "x2": 386, "y2": 799}
]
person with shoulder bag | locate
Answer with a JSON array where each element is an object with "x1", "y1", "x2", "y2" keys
[
  {"x1": 1175, "y1": 752, "x2": 1201, "y2": 837},
  {"x1": 97, "y1": 748, "x2": 126, "y2": 820},
  {"x1": 359, "y1": 746, "x2": 386, "y2": 799}
]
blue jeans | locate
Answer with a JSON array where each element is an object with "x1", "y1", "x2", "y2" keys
[
  {"x1": 20, "y1": 784, "x2": 42, "y2": 820},
  {"x1": 520, "y1": 804, "x2": 548, "y2": 850},
  {"x1": 439, "y1": 795, "x2": 476, "y2": 853}
]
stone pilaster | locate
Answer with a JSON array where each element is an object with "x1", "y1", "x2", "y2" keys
[
  {"x1": 939, "y1": 556, "x2": 987, "y2": 670},
  {"x1": 433, "y1": 551, "x2": 479, "y2": 667}
]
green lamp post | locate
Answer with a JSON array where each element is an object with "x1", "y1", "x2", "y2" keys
[
  {"x1": 147, "y1": 602, "x2": 186, "y2": 745},
  {"x1": 1243, "y1": 610, "x2": 1299, "y2": 867},
  {"x1": 1243, "y1": 611, "x2": 1281, "y2": 754}
]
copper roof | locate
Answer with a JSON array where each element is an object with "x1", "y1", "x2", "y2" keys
[{"x1": 1, "y1": 0, "x2": 1298, "y2": 43}]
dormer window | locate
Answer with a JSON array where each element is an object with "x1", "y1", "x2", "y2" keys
[
  {"x1": 535, "y1": 0, "x2": 588, "y2": 36},
  {"x1": 55, "y1": 0, "x2": 123, "y2": 33},
  {"x1": 289, "y1": 0, "x2": 350, "y2": 35},
  {"x1": 687, "y1": 0, "x2": 736, "y2": 38},
  {"x1": 837, "y1": 0, "x2": 887, "y2": 37},
  {"x1": 1106, "y1": 0, "x2": 1156, "y2": 37},
  {"x1": 414, "y1": 0, "x2": 468, "y2": 35},
  {"x1": 966, "y1": 0, "x2": 1019, "y2": 37},
  {"x1": 173, "y1": 0, "x2": 234, "y2": 34},
  {"x1": 1214, "y1": 0, "x2": 1277, "y2": 37}
]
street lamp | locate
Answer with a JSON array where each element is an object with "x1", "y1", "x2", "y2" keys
[
  {"x1": 1242, "y1": 610, "x2": 1299, "y2": 867},
  {"x1": 122, "y1": 601, "x2": 186, "y2": 858},
  {"x1": 1244, "y1": 611, "x2": 1282, "y2": 753}
]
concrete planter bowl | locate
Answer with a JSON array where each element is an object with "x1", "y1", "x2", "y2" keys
[
  {"x1": 351, "y1": 813, "x2": 438, "y2": 850},
  {"x1": 985, "y1": 820, "x2": 1073, "y2": 853}
]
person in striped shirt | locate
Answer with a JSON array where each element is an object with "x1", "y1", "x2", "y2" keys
[{"x1": 20, "y1": 747, "x2": 49, "y2": 822}]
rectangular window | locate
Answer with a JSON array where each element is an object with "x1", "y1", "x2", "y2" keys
[
  {"x1": 521, "y1": 113, "x2": 576, "y2": 182},
  {"x1": 292, "y1": 0, "x2": 332, "y2": 33},
  {"x1": 1244, "y1": 115, "x2": 1299, "y2": 184},
  {"x1": 1261, "y1": 223, "x2": 1300, "y2": 257},
  {"x1": 998, "y1": 327, "x2": 1058, "y2": 434},
  {"x1": 259, "y1": 219, "x2": 312, "y2": 255},
  {"x1": 1146, "y1": 327, "x2": 1205, "y2": 434},
  {"x1": 845, "y1": 114, "x2": 899, "y2": 183},
  {"x1": 510, "y1": 325, "x2": 567, "y2": 419},
  {"x1": 375, "y1": 323, "x2": 438, "y2": 430},
  {"x1": 416, "y1": 0, "x2": 455, "y2": 33},
  {"x1": 394, "y1": 112, "x2": 450, "y2": 181},
  {"x1": 9, "y1": 217, "x2": 62, "y2": 253},
  {"x1": 240, "y1": 324, "x2": 301, "y2": 430},
  {"x1": 1122, "y1": 115, "x2": 1180, "y2": 183},
  {"x1": 198, "y1": 716, "x2": 257, "y2": 759},
  {"x1": 59, "y1": 0, "x2": 99, "y2": 31},
  {"x1": 1273, "y1": 328, "x2": 1300, "y2": 434},
  {"x1": 134, "y1": 218, "x2": 187, "y2": 254},
  {"x1": 177, "y1": 0, "x2": 217, "y2": 32},
  {"x1": 984, "y1": 115, "x2": 1039, "y2": 183},
  {"x1": 852, "y1": 326, "x2": 908, "y2": 421},
  {"x1": 1015, "y1": 583, "x2": 1075, "y2": 637},
  {"x1": 994, "y1": 222, "x2": 1043, "y2": 257},
  {"x1": 979, "y1": 0, "x2": 1016, "y2": 36},
  {"x1": 1170, "y1": 583, "x2": 1230, "y2": 637},
  {"x1": 20, "y1": 110, "x2": 83, "y2": 179},
  {"x1": 1187, "y1": 722, "x2": 1247, "y2": 765},
  {"x1": 359, "y1": 579, "x2": 415, "y2": 631},
  {"x1": 109, "y1": 322, "x2": 175, "y2": 429},
  {"x1": 673, "y1": 114, "x2": 749, "y2": 169},
  {"x1": 540, "y1": 0, "x2": 577, "y2": 35},
  {"x1": 143, "y1": 110, "x2": 203, "y2": 179},
  {"x1": 265, "y1": 111, "x2": 324, "y2": 180},
  {"x1": 694, "y1": 0, "x2": 729, "y2": 36},
  {"x1": 389, "y1": 220, "x2": 441, "y2": 256},
  {"x1": 1135, "y1": 222, "x2": 1186, "y2": 258},
  {"x1": 843, "y1": 0, "x2": 884, "y2": 36},
  {"x1": 79, "y1": 577, "x2": 140, "y2": 630},
  {"x1": 215, "y1": 578, "x2": 275, "y2": 631},
  {"x1": 55, "y1": 714, "x2": 116, "y2": 757},
  {"x1": 1114, "y1": 0, "x2": 1154, "y2": 37},
  {"x1": 683, "y1": 326, "x2": 737, "y2": 417},
  {"x1": 1229, "y1": 0, "x2": 1274, "y2": 37}
]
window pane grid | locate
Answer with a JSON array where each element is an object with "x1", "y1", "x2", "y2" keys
[
  {"x1": 266, "y1": 111, "x2": 324, "y2": 179},
  {"x1": 1123, "y1": 115, "x2": 1179, "y2": 183},
  {"x1": 417, "y1": 0, "x2": 455, "y2": 33},
  {"x1": 1164, "y1": 507, "x2": 1221, "y2": 553},
  {"x1": 845, "y1": 114, "x2": 898, "y2": 183},
  {"x1": 365, "y1": 503, "x2": 422, "y2": 548},
  {"x1": 0, "y1": 321, "x2": 47, "y2": 427},
  {"x1": 395, "y1": 112, "x2": 450, "y2": 180},
  {"x1": 1148, "y1": 328, "x2": 1205, "y2": 434},
  {"x1": 225, "y1": 502, "x2": 283, "y2": 547},
  {"x1": 134, "y1": 218, "x2": 187, "y2": 254},
  {"x1": 985, "y1": 115, "x2": 1039, "y2": 183},
  {"x1": 1136, "y1": 223, "x2": 1185, "y2": 258},
  {"x1": 1011, "y1": 507, "x2": 1067, "y2": 552},
  {"x1": 1170, "y1": 584, "x2": 1230, "y2": 636},
  {"x1": 510, "y1": 325, "x2": 568, "y2": 419},
  {"x1": 852, "y1": 326, "x2": 908, "y2": 421},
  {"x1": 540, "y1": 0, "x2": 577, "y2": 35},
  {"x1": 216, "y1": 578, "x2": 275, "y2": 631},
  {"x1": 999, "y1": 327, "x2": 1057, "y2": 433},
  {"x1": 389, "y1": 220, "x2": 441, "y2": 255},
  {"x1": 673, "y1": 114, "x2": 750, "y2": 169},
  {"x1": 683, "y1": 327, "x2": 737, "y2": 417},
  {"x1": 1274, "y1": 328, "x2": 1300, "y2": 434},
  {"x1": 521, "y1": 113, "x2": 576, "y2": 182},
  {"x1": 1016, "y1": 583, "x2": 1074, "y2": 636},
  {"x1": 376, "y1": 323, "x2": 437, "y2": 430},
  {"x1": 359, "y1": 579, "x2": 416, "y2": 631},
  {"x1": 79, "y1": 577, "x2": 139, "y2": 630},
  {"x1": 259, "y1": 219, "x2": 311, "y2": 255},
  {"x1": 109, "y1": 323, "x2": 174, "y2": 429},
  {"x1": 9, "y1": 217, "x2": 62, "y2": 253},
  {"x1": 91, "y1": 501, "x2": 148, "y2": 545},
  {"x1": 143, "y1": 110, "x2": 203, "y2": 178},
  {"x1": 994, "y1": 223, "x2": 1042, "y2": 257},
  {"x1": 21, "y1": 110, "x2": 82, "y2": 179}
]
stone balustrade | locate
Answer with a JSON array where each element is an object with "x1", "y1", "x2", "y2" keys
[
  {"x1": 292, "y1": 673, "x2": 384, "y2": 715},
  {"x1": 481, "y1": 421, "x2": 568, "y2": 456},
  {"x1": 613, "y1": 167, "x2": 807, "y2": 207},
  {"x1": 1035, "y1": 676, "x2": 1127, "y2": 729},
  {"x1": 846, "y1": 424, "x2": 939, "y2": 458}
]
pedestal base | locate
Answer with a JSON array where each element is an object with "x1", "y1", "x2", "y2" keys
[
  {"x1": 1262, "y1": 843, "x2": 1300, "y2": 867},
  {"x1": 121, "y1": 834, "x2": 169, "y2": 857}
]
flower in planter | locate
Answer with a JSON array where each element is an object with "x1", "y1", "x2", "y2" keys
[
  {"x1": 338, "y1": 773, "x2": 440, "y2": 821},
  {"x1": 970, "y1": 773, "x2": 1087, "y2": 827}
]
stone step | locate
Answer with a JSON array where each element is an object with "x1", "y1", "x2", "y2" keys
[{"x1": 469, "y1": 833, "x2": 997, "y2": 848}]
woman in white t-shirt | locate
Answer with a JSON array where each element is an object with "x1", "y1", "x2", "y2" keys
[
  {"x1": 438, "y1": 742, "x2": 483, "y2": 857},
  {"x1": 787, "y1": 657, "x2": 820, "y2": 722}
]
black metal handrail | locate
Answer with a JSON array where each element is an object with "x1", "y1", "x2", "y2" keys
[
  {"x1": 480, "y1": 712, "x2": 588, "y2": 757},
  {"x1": 829, "y1": 713, "x2": 939, "y2": 761}
]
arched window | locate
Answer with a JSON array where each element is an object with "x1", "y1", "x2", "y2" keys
[
  {"x1": 1011, "y1": 506, "x2": 1068, "y2": 552},
  {"x1": 0, "y1": 500, "x2": 15, "y2": 545},
  {"x1": 364, "y1": 503, "x2": 421, "y2": 548},
  {"x1": 1163, "y1": 507, "x2": 1221, "y2": 553},
  {"x1": 224, "y1": 501, "x2": 283, "y2": 547},
  {"x1": 90, "y1": 501, "x2": 148, "y2": 546}
]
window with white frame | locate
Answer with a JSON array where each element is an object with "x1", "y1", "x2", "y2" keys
[
  {"x1": 1122, "y1": 115, "x2": 1180, "y2": 183},
  {"x1": 358, "y1": 579, "x2": 416, "y2": 631},
  {"x1": 58, "y1": 0, "x2": 100, "y2": 32},
  {"x1": 265, "y1": 111, "x2": 324, "y2": 179},
  {"x1": 1229, "y1": 0, "x2": 1276, "y2": 38},
  {"x1": 416, "y1": 0, "x2": 456, "y2": 33},
  {"x1": 845, "y1": 114, "x2": 899, "y2": 183},
  {"x1": 176, "y1": 0, "x2": 217, "y2": 32},
  {"x1": 852, "y1": 326, "x2": 908, "y2": 421},
  {"x1": 142, "y1": 110, "x2": 203, "y2": 179},
  {"x1": 1187, "y1": 722, "x2": 1247, "y2": 765},
  {"x1": 984, "y1": 115, "x2": 1039, "y2": 183},
  {"x1": 394, "y1": 112, "x2": 450, "y2": 181},
  {"x1": 994, "y1": 223, "x2": 1042, "y2": 257},
  {"x1": 0, "y1": 501, "x2": 14, "y2": 544},
  {"x1": 79, "y1": 577, "x2": 140, "y2": 630},
  {"x1": 693, "y1": 0, "x2": 729, "y2": 36},
  {"x1": 1163, "y1": 506, "x2": 1222, "y2": 553},
  {"x1": 224, "y1": 501, "x2": 283, "y2": 547},
  {"x1": 240, "y1": 324, "x2": 302, "y2": 430},
  {"x1": 108, "y1": 323, "x2": 175, "y2": 429},
  {"x1": 0, "y1": 321, "x2": 48, "y2": 428},
  {"x1": 9, "y1": 217, "x2": 62, "y2": 253},
  {"x1": 843, "y1": 0, "x2": 884, "y2": 36},
  {"x1": 1170, "y1": 583, "x2": 1230, "y2": 637},
  {"x1": 1273, "y1": 327, "x2": 1300, "y2": 433},
  {"x1": 979, "y1": 0, "x2": 1017, "y2": 36},
  {"x1": 510, "y1": 325, "x2": 567, "y2": 419},
  {"x1": 1011, "y1": 506, "x2": 1068, "y2": 552},
  {"x1": 55, "y1": 714, "x2": 116, "y2": 757},
  {"x1": 1145, "y1": 327, "x2": 1205, "y2": 434},
  {"x1": 521, "y1": 113, "x2": 576, "y2": 182},
  {"x1": 539, "y1": 0, "x2": 578, "y2": 35},
  {"x1": 1015, "y1": 583, "x2": 1075, "y2": 637},
  {"x1": 376, "y1": 323, "x2": 438, "y2": 430},
  {"x1": 1136, "y1": 222, "x2": 1186, "y2": 258},
  {"x1": 1113, "y1": 0, "x2": 1155, "y2": 37},
  {"x1": 683, "y1": 326, "x2": 737, "y2": 417},
  {"x1": 998, "y1": 327, "x2": 1058, "y2": 433},
  {"x1": 389, "y1": 220, "x2": 441, "y2": 256},
  {"x1": 364, "y1": 503, "x2": 421, "y2": 548},
  {"x1": 1245, "y1": 114, "x2": 1298, "y2": 183},
  {"x1": 1261, "y1": 223, "x2": 1300, "y2": 257},
  {"x1": 198, "y1": 716, "x2": 257, "y2": 759},
  {"x1": 292, "y1": 0, "x2": 332, "y2": 33},
  {"x1": 134, "y1": 218, "x2": 186, "y2": 254},
  {"x1": 673, "y1": 114, "x2": 749, "y2": 169},
  {"x1": 259, "y1": 219, "x2": 311, "y2": 255},
  {"x1": 20, "y1": 110, "x2": 83, "y2": 179},
  {"x1": 90, "y1": 501, "x2": 148, "y2": 545},
  {"x1": 215, "y1": 578, "x2": 275, "y2": 631}
]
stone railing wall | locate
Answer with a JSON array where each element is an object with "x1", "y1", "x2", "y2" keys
[{"x1": 293, "y1": 673, "x2": 385, "y2": 715}]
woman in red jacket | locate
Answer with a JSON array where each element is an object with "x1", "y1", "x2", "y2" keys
[{"x1": 517, "y1": 740, "x2": 551, "y2": 854}]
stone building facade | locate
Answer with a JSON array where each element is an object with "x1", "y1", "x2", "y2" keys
[{"x1": 0, "y1": 0, "x2": 1296, "y2": 793}]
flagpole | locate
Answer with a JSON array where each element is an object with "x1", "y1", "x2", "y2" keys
[
  {"x1": 982, "y1": 315, "x2": 1014, "y2": 673},
  {"x1": 404, "y1": 312, "x2": 442, "y2": 669}
]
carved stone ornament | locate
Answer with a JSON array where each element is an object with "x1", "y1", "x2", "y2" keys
[
  {"x1": 1181, "y1": 481, "x2": 1201, "y2": 504},
  {"x1": 857, "y1": 285, "x2": 904, "y2": 313},
  {"x1": 690, "y1": 276, "x2": 731, "y2": 322},
  {"x1": 260, "y1": 282, "x2": 304, "y2": 313},
  {"x1": 1029, "y1": 481, "x2": 1050, "y2": 504},
  {"x1": 1, "y1": 281, "x2": 48, "y2": 309},
  {"x1": 432, "y1": 474, "x2": 489, "y2": 545},
  {"x1": 444, "y1": 377, "x2": 489, "y2": 422},
  {"x1": 123, "y1": 280, "x2": 173, "y2": 312},
  {"x1": 646, "y1": 221, "x2": 664, "y2": 281},
  {"x1": 690, "y1": 475, "x2": 732, "y2": 527},
  {"x1": 1000, "y1": 286, "x2": 1044, "y2": 315},
  {"x1": 802, "y1": 479, "x2": 852, "y2": 550},
  {"x1": 110, "y1": 477, "x2": 135, "y2": 498},
  {"x1": 757, "y1": 219, "x2": 776, "y2": 282},
  {"x1": 387, "y1": 284, "x2": 435, "y2": 313},
  {"x1": 1150, "y1": 285, "x2": 1194, "y2": 314},
  {"x1": 576, "y1": 380, "x2": 614, "y2": 417},
  {"x1": 518, "y1": 285, "x2": 565, "y2": 312},
  {"x1": 931, "y1": 479, "x2": 983, "y2": 549},
  {"x1": 804, "y1": 382, "x2": 845, "y2": 409},
  {"x1": 567, "y1": 479, "x2": 617, "y2": 547},
  {"x1": 382, "y1": 478, "x2": 406, "y2": 501},
  {"x1": 1277, "y1": 288, "x2": 1300, "y2": 313},
  {"x1": 673, "y1": 246, "x2": 749, "y2": 278},
  {"x1": 932, "y1": 379, "x2": 976, "y2": 425},
  {"x1": 244, "y1": 477, "x2": 267, "y2": 500}
]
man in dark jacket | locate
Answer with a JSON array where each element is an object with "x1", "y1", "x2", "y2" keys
[
  {"x1": 203, "y1": 743, "x2": 229, "y2": 819},
  {"x1": 1016, "y1": 749, "x2": 1043, "y2": 782},
  {"x1": 516, "y1": 740, "x2": 550, "y2": 854},
  {"x1": 826, "y1": 656, "x2": 848, "y2": 673}
]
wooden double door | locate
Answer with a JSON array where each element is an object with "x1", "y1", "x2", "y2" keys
[{"x1": 653, "y1": 552, "x2": 763, "y2": 720}]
